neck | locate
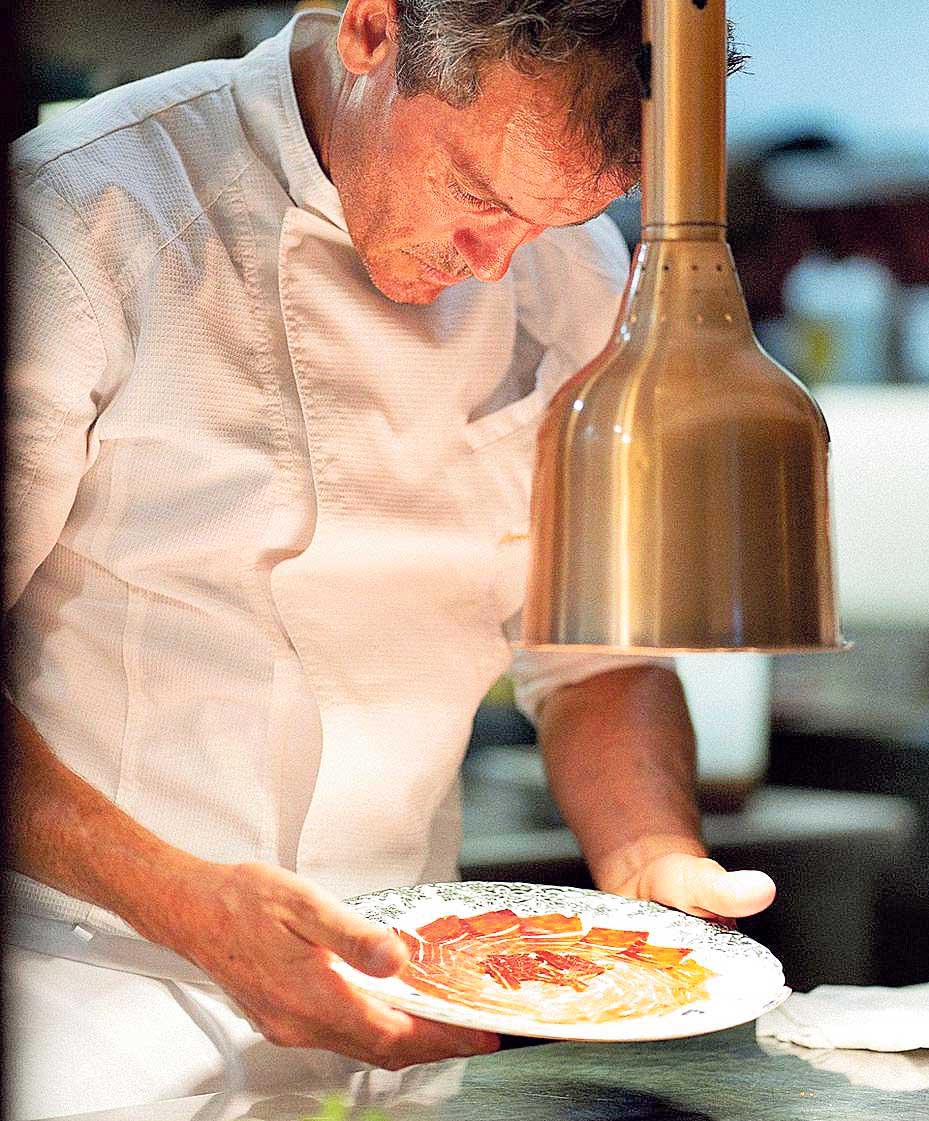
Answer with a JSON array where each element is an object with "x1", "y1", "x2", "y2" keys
[{"x1": 290, "y1": 18, "x2": 349, "y2": 178}]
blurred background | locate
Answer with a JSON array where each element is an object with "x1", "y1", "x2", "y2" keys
[{"x1": 8, "y1": 1, "x2": 929, "y2": 992}]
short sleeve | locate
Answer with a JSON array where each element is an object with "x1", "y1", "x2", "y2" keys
[
  {"x1": 4, "y1": 190, "x2": 109, "y2": 609},
  {"x1": 508, "y1": 643, "x2": 675, "y2": 726}
]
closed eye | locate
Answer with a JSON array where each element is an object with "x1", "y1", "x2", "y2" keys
[{"x1": 448, "y1": 179, "x2": 501, "y2": 214}]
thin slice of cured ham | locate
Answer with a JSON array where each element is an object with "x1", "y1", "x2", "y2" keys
[
  {"x1": 482, "y1": 951, "x2": 606, "y2": 992},
  {"x1": 394, "y1": 909, "x2": 715, "y2": 1024}
]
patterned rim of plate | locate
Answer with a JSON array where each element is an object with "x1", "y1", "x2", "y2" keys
[{"x1": 333, "y1": 881, "x2": 789, "y2": 1043}]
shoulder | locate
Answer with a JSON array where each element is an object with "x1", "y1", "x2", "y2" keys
[
  {"x1": 11, "y1": 58, "x2": 242, "y2": 185},
  {"x1": 10, "y1": 59, "x2": 252, "y2": 286},
  {"x1": 511, "y1": 213, "x2": 631, "y2": 365}
]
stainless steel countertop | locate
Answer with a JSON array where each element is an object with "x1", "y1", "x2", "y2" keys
[{"x1": 61, "y1": 1023, "x2": 929, "y2": 1121}]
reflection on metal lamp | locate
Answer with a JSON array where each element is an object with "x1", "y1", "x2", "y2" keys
[{"x1": 521, "y1": 0, "x2": 846, "y2": 653}]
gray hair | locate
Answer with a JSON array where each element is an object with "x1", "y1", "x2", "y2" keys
[{"x1": 392, "y1": 1, "x2": 746, "y2": 182}]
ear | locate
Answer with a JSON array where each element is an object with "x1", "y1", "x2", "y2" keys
[{"x1": 338, "y1": 0, "x2": 399, "y2": 76}]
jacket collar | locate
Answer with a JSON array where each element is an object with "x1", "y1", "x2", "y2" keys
[{"x1": 234, "y1": 9, "x2": 348, "y2": 232}]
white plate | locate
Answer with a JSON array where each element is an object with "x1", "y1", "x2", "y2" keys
[{"x1": 334, "y1": 882, "x2": 790, "y2": 1042}]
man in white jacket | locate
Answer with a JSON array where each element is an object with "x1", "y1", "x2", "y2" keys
[{"x1": 5, "y1": 1, "x2": 774, "y2": 1115}]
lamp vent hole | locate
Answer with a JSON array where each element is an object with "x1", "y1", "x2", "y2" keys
[
  {"x1": 716, "y1": 264, "x2": 723, "y2": 272},
  {"x1": 690, "y1": 263, "x2": 699, "y2": 271}
]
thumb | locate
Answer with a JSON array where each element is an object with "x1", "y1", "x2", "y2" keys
[
  {"x1": 269, "y1": 869, "x2": 410, "y2": 977},
  {"x1": 641, "y1": 854, "x2": 776, "y2": 920},
  {"x1": 312, "y1": 900, "x2": 410, "y2": 978}
]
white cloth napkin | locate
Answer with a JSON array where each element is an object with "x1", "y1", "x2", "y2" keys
[
  {"x1": 757, "y1": 1036, "x2": 929, "y2": 1092},
  {"x1": 756, "y1": 983, "x2": 929, "y2": 1052}
]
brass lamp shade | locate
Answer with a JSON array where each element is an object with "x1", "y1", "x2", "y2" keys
[
  {"x1": 521, "y1": 239, "x2": 843, "y2": 651},
  {"x1": 520, "y1": 0, "x2": 844, "y2": 652}
]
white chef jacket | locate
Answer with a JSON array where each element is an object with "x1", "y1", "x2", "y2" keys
[{"x1": 5, "y1": 10, "x2": 659, "y2": 950}]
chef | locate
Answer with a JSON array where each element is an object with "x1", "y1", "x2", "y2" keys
[{"x1": 4, "y1": 1, "x2": 776, "y2": 1116}]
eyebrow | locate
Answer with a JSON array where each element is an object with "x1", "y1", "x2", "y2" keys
[{"x1": 453, "y1": 162, "x2": 614, "y2": 229}]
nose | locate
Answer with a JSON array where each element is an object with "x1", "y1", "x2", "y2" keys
[{"x1": 452, "y1": 221, "x2": 536, "y2": 283}]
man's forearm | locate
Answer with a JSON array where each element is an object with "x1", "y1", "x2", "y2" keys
[
  {"x1": 5, "y1": 698, "x2": 206, "y2": 950},
  {"x1": 536, "y1": 664, "x2": 705, "y2": 892},
  {"x1": 4, "y1": 700, "x2": 499, "y2": 1063}
]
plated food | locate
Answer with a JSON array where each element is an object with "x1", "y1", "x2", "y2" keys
[
  {"x1": 335, "y1": 882, "x2": 789, "y2": 1042},
  {"x1": 395, "y1": 906, "x2": 715, "y2": 1023}
]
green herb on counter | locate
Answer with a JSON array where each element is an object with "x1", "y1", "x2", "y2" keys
[{"x1": 300, "y1": 1093, "x2": 393, "y2": 1121}]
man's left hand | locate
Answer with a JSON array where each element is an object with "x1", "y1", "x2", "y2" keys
[{"x1": 595, "y1": 838, "x2": 776, "y2": 924}]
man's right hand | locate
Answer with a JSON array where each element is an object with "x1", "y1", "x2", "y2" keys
[
  {"x1": 7, "y1": 702, "x2": 498, "y2": 1070},
  {"x1": 157, "y1": 860, "x2": 500, "y2": 1068}
]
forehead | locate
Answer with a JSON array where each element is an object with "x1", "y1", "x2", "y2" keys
[{"x1": 400, "y1": 62, "x2": 628, "y2": 222}]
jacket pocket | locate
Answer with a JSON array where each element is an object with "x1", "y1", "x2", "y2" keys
[{"x1": 463, "y1": 384, "x2": 547, "y2": 451}]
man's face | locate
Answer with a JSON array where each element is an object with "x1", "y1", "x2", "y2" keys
[{"x1": 328, "y1": 55, "x2": 628, "y2": 305}]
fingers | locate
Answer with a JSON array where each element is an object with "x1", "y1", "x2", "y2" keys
[
  {"x1": 249, "y1": 964, "x2": 499, "y2": 1068},
  {"x1": 328, "y1": 978, "x2": 500, "y2": 1068},
  {"x1": 374, "y1": 1013, "x2": 500, "y2": 1069},
  {"x1": 203, "y1": 864, "x2": 500, "y2": 1069},
  {"x1": 640, "y1": 853, "x2": 776, "y2": 920}
]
